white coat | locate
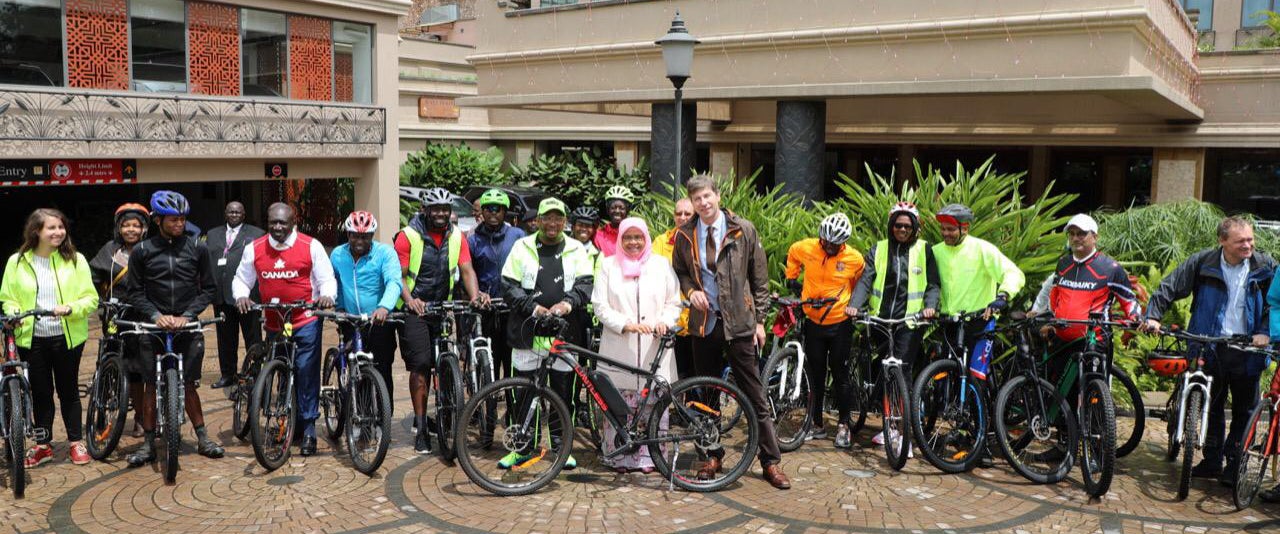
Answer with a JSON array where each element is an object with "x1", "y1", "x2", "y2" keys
[{"x1": 590, "y1": 254, "x2": 682, "y2": 390}]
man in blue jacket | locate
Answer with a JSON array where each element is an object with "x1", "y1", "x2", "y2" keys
[
  {"x1": 330, "y1": 211, "x2": 402, "y2": 394},
  {"x1": 1143, "y1": 216, "x2": 1275, "y2": 487},
  {"x1": 468, "y1": 189, "x2": 525, "y2": 381}
]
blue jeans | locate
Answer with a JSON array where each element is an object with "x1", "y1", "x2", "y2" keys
[{"x1": 269, "y1": 320, "x2": 322, "y2": 436}]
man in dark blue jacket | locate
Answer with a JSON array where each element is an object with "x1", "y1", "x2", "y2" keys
[
  {"x1": 468, "y1": 189, "x2": 525, "y2": 381},
  {"x1": 1143, "y1": 216, "x2": 1275, "y2": 487}
]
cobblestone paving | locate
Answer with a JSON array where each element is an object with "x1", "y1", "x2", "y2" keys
[{"x1": 3, "y1": 325, "x2": 1280, "y2": 533}]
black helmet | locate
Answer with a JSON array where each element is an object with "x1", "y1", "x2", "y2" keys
[{"x1": 570, "y1": 206, "x2": 600, "y2": 224}]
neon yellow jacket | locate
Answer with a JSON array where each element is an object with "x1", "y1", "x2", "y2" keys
[
  {"x1": 932, "y1": 236, "x2": 1024, "y2": 315},
  {"x1": 0, "y1": 250, "x2": 99, "y2": 349}
]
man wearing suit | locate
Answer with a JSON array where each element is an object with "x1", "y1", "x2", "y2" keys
[{"x1": 204, "y1": 201, "x2": 265, "y2": 389}]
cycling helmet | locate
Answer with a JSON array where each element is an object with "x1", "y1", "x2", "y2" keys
[
  {"x1": 478, "y1": 188, "x2": 510, "y2": 208},
  {"x1": 1146, "y1": 351, "x2": 1188, "y2": 377},
  {"x1": 571, "y1": 206, "x2": 600, "y2": 224},
  {"x1": 935, "y1": 203, "x2": 974, "y2": 228},
  {"x1": 115, "y1": 202, "x2": 150, "y2": 222},
  {"x1": 603, "y1": 185, "x2": 636, "y2": 205},
  {"x1": 149, "y1": 190, "x2": 190, "y2": 217},
  {"x1": 342, "y1": 211, "x2": 378, "y2": 234},
  {"x1": 420, "y1": 187, "x2": 453, "y2": 208},
  {"x1": 889, "y1": 201, "x2": 919, "y2": 221},
  {"x1": 818, "y1": 213, "x2": 852, "y2": 245}
]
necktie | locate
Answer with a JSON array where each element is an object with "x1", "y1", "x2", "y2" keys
[{"x1": 705, "y1": 226, "x2": 717, "y2": 274}]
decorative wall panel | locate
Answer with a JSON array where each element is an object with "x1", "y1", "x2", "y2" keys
[
  {"x1": 65, "y1": 0, "x2": 130, "y2": 90},
  {"x1": 188, "y1": 2, "x2": 241, "y2": 96},
  {"x1": 289, "y1": 16, "x2": 333, "y2": 101},
  {"x1": 335, "y1": 52, "x2": 354, "y2": 102}
]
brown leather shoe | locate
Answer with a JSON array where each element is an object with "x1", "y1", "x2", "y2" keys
[
  {"x1": 696, "y1": 457, "x2": 722, "y2": 480},
  {"x1": 763, "y1": 464, "x2": 791, "y2": 490}
]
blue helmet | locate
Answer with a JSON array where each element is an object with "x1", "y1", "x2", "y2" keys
[{"x1": 150, "y1": 190, "x2": 190, "y2": 217}]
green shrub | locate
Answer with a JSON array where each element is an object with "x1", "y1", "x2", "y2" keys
[
  {"x1": 1247, "y1": 10, "x2": 1280, "y2": 49},
  {"x1": 1093, "y1": 200, "x2": 1280, "y2": 266},
  {"x1": 400, "y1": 142, "x2": 507, "y2": 191},
  {"x1": 510, "y1": 147, "x2": 649, "y2": 209}
]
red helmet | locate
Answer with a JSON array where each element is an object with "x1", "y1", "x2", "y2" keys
[
  {"x1": 342, "y1": 211, "x2": 378, "y2": 234},
  {"x1": 1146, "y1": 351, "x2": 1188, "y2": 377}
]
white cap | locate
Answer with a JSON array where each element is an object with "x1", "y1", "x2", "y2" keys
[{"x1": 1064, "y1": 213, "x2": 1099, "y2": 234}]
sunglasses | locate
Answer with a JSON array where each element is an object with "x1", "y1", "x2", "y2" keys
[
  {"x1": 893, "y1": 223, "x2": 913, "y2": 230},
  {"x1": 481, "y1": 205, "x2": 504, "y2": 213}
]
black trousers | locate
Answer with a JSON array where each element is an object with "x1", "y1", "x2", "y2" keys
[
  {"x1": 803, "y1": 319, "x2": 854, "y2": 426},
  {"x1": 19, "y1": 335, "x2": 84, "y2": 444},
  {"x1": 673, "y1": 335, "x2": 694, "y2": 380},
  {"x1": 214, "y1": 303, "x2": 261, "y2": 379},
  {"x1": 513, "y1": 368, "x2": 574, "y2": 453},
  {"x1": 692, "y1": 321, "x2": 782, "y2": 467},
  {"x1": 339, "y1": 322, "x2": 398, "y2": 397},
  {"x1": 481, "y1": 311, "x2": 514, "y2": 381},
  {"x1": 1204, "y1": 346, "x2": 1261, "y2": 469}
]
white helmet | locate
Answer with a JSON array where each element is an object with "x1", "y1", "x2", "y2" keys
[
  {"x1": 819, "y1": 213, "x2": 852, "y2": 245},
  {"x1": 889, "y1": 201, "x2": 919, "y2": 221}
]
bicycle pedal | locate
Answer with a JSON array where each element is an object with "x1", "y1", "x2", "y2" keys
[
  {"x1": 78, "y1": 383, "x2": 90, "y2": 399},
  {"x1": 30, "y1": 427, "x2": 49, "y2": 442}
]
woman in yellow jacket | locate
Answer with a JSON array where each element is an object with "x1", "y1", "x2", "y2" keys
[{"x1": 0, "y1": 209, "x2": 99, "y2": 467}]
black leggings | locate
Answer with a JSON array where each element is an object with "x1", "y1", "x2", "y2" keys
[
  {"x1": 512, "y1": 368, "x2": 574, "y2": 454},
  {"x1": 804, "y1": 319, "x2": 854, "y2": 426},
  {"x1": 19, "y1": 335, "x2": 85, "y2": 444}
]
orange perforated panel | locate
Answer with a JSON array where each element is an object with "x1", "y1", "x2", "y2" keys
[
  {"x1": 188, "y1": 2, "x2": 241, "y2": 96},
  {"x1": 289, "y1": 15, "x2": 333, "y2": 101},
  {"x1": 334, "y1": 52, "x2": 354, "y2": 102},
  {"x1": 65, "y1": 0, "x2": 129, "y2": 90}
]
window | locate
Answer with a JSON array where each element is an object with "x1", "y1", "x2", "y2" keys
[
  {"x1": 131, "y1": 0, "x2": 187, "y2": 92},
  {"x1": 0, "y1": 0, "x2": 64, "y2": 86},
  {"x1": 332, "y1": 21, "x2": 372, "y2": 103},
  {"x1": 1183, "y1": 0, "x2": 1213, "y2": 31},
  {"x1": 1243, "y1": 0, "x2": 1278, "y2": 26},
  {"x1": 241, "y1": 8, "x2": 287, "y2": 98}
]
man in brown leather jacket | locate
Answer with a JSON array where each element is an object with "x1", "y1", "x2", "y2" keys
[{"x1": 670, "y1": 174, "x2": 790, "y2": 490}]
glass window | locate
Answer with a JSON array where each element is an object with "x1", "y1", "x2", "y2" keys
[
  {"x1": 1183, "y1": 0, "x2": 1213, "y2": 31},
  {"x1": 332, "y1": 21, "x2": 372, "y2": 103},
  {"x1": 0, "y1": 0, "x2": 64, "y2": 86},
  {"x1": 1215, "y1": 150, "x2": 1280, "y2": 220},
  {"x1": 241, "y1": 8, "x2": 287, "y2": 98},
  {"x1": 1243, "y1": 0, "x2": 1278, "y2": 27},
  {"x1": 131, "y1": 0, "x2": 187, "y2": 92}
]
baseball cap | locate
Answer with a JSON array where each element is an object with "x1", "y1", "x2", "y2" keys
[
  {"x1": 537, "y1": 197, "x2": 567, "y2": 216},
  {"x1": 1064, "y1": 213, "x2": 1099, "y2": 234}
]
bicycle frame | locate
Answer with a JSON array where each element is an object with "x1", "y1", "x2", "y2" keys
[
  {"x1": 0, "y1": 321, "x2": 43, "y2": 444},
  {"x1": 1172, "y1": 357, "x2": 1213, "y2": 451},
  {"x1": 924, "y1": 311, "x2": 986, "y2": 405}
]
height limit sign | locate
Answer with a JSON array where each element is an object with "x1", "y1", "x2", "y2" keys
[{"x1": 265, "y1": 162, "x2": 288, "y2": 179}]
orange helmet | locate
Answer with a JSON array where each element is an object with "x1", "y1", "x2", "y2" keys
[
  {"x1": 115, "y1": 202, "x2": 150, "y2": 219},
  {"x1": 1146, "y1": 351, "x2": 1188, "y2": 377}
]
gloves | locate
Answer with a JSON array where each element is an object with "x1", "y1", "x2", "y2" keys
[
  {"x1": 986, "y1": 295, "x2": 1008, "y2": 311},
  {"x1": 786, "y1": 279, "x2": 803, "y2": 298}
]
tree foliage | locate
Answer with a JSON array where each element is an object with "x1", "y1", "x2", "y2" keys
[
  {"x1": 399, "y1": 142, "x2": 507, "y2": 191},
  {"x1": 509, "y1": 147, "x2": 649, "y2": 209}
]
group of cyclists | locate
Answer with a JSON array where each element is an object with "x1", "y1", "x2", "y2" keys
[{"x1": 3, "y1": 178, "x2": 1280, "y2": 506}]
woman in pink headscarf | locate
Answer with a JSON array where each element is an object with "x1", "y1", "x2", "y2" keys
[{"x1": 590, "y1": 217, "x2": 682, "y2": 473}]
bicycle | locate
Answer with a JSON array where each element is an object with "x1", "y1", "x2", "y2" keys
[
  {"x1": 455, "y1": 314, "x2": 760, "y2": 496},
  {"x1": 116, "y1": 316, "x2": 223, "y2": 484},
  {"x1": 246, "y1": 300, "x2": 318, "y2": 471},
  {"x1": 229, "y1": 302, "x2": 312, "y2": 444},
  {"x1": 992, "y1": 312, "x2": 1079, "y2": 485},
  {"x1": 414, "y1": 299, "x2": 475, "y2": 463},
  {"x1": 84, "y1": 299, "x2": 131, "y2": 460},
  {"x1": 452, "y1": 299, "x2": 506, "y2": 449},
  {"x1": 1233, "y1": 342, "x2": 1280, "y2": 510},
  {"x1": 850, "y1": 312, "x2": 929, "y2": 470},
  {"x1": 761, "y1": 296, "x2": 835, "y2": 452},
  {"x1": 315, "y1": 310, "x2": 403, "y2": 475},
  {"x1": 1, "y1": 309, "x2": 54, "y2": 499},
  {"x1": 910, "y1": 311, "x2": 991, "y2": 474}
]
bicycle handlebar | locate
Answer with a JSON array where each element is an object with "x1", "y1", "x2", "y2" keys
[
  {"x1": 852, "y1": 312, "x2": 929, "y2": 327},
  {"x1": 251, "y1": 300, "x2": 318, "y2": 312},
  {"x1": 775, "y1": 296, "x2": 838, "y2": 308},
  {"x1": 116, "y1": 316, "x2": 224, "y2": 333},
  {"x1": 312, "y1": 310, "x2": 407, "y2": 324},
  {"x1": 0, "y1": 308, "x2": 56, "y2": 324}
]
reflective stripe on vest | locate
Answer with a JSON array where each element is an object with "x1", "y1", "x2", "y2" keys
[
  {"x1": 400, "y1": 226, "x2": 461, "y2": 306},
  {"x1": 869, "y1": 239, "x2": 927, "y2": 315}
]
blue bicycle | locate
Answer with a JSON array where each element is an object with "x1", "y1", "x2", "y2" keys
[{"x1": 316, "y1": 310, "x2": 403, "y2": 475}]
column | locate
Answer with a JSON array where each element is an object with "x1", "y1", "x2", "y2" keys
[
  {"x1": 896, "y1": 145, "x2": 917, "y2": 188},
  {"x1": 650, "y1": 101, "x2": 697, "y2": 193},
  {"x1": 775, "y1": 101, "x2": 826, "y2": 201},
  {"x1": 515, "y1": 140, "x2": 537, "y2": 166},
  {"x1": 1028, "y1": 146, "x2": 1050, "y2": 198},
  {"x1": 614, "y1": 141, "x2": 640, "y2": 171},
  {"x1": 709, "y1": 143, "x2": 738, "y2": 179},
  {"x1": 1152, "y1": 148, "x2": 1206, "y2": 203}
]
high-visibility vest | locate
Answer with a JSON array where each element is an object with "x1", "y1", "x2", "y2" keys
[
  {"x1": 869, "y1": 239, "x2": 928, "y2": 316},
  {"x1": 399, "y1": 226, "x2": 461, "y2": 307}
]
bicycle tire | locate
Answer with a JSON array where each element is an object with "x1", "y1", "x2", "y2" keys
[
  {"x1": 764, "y1": 347, "x2": 812, "y2": 453},
  {"x1": 454, "y1": 377, "x2": 572, "y2": 496},
  {"x1": 717, "y1": 368, "x2": 745, "y2": 433},
  {"x1": 883, "y1": 365, "x2": 912, "y2": 470},
  {"x1": 1164, "y1": 383, "x2": 1182, "y2": 462},
  {"x1": 1176, "y1": 388, "x2": 1204, "y2": 501},
  {"x1": 348, "y1": 364, "x2": 392, "y2": 475},
  {"x1": 6, "y1": 379, "x2": 26, "y2": 499},
  {"x1": 250, "y1": 360, "x2": 294, "y2": 471},
  {"x1": 1109, "y1": 364, "x2": 1145, "y2": 459},
  {"x1": 994, "y1": 375, "x2": 1077, "y2": 484},
  {"x1": 232, "y1": 343, "x2": 267, "y2": 442},
  {"x1": 320, "y1": 348, "x2": 344, "y2": 441},
  {"x1": 648, "y1": 376, "x2": 760, "y2": 492},
  {"x1": 85, "y1": 354, "x2": 129, "y2": 460},
  {"x1": 910, "y1": 359, "x2": 986, "y2": 473},
  {"x1": 1233, "y1": 399, "x2": 1273, "y2": 510},
  {"x1": 162, "y1": 368, "x2": 182, "y2": 485},
  {"x1": 1080, "y1": 378, "x2": 1116, "y2": 498},
  {"x1": 435, "y1": 355, "x2": 464, "y2": 463},
  {"x1": 847, "y1": 358, "x2": 868, "y2": 434}
]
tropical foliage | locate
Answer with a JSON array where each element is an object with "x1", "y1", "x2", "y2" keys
[
  {"x1": 509, "y1": 147, "x2": 649, "y2": 209},
  {"x1": 400, "y1": 142, "x2": 507, "y2": 192},
  {"x1": 1094, "y1": 200, "x2": 1280, "y2": 267}
]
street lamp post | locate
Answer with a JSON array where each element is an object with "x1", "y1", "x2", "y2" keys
[{"x1": 656, "y1": 12, "x2": 698, "y2": 200}]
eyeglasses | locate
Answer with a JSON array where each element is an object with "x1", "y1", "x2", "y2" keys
[{"x1": 893, "y1": 224, "x2": 913, "y2": 230}]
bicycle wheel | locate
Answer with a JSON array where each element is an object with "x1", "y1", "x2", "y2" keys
[
  {"x1": 1176, "y1": 388, "x2": 1204, "y2": 501},
  {"x1": 846, "y1": 360, "x2": 868, "y2": 434},
  {"x1": 232, "y1": 343, "x2": 267, "y2": 442},
  {"x1": 161, "y1": 368, "x2": 182, "y2": 485},
  {"x1": 648, "y1": 376, "x2": 760, "y2": 492},
  {"x1": 454, "y1": 377, "x2": 572, "y2": 496},
  {"x1": 883, "y1": 366, "x2": 912, "y2": 470},
  {"x1": 1079, "y1": 378, "x2": 1116, "y2": 498},
  {"x1": 250, "y1": 360, "x2": 295, "y2": 471},
  {"x1": 435, "y1": 355, "x2": 465, "y2": 463},
  {"x1": 910, "y1": 359, "x2": 986, "y2": 473},
  {"x1": 717, "y1": 368, "x2": 745, "y2": 433},
  {"x1": 764, "y1": 347, "x2": 812, "y2": 453},
  {"x1": 1233, "y1": 399, "x2": 1273, "y2": 510},
  {"x1": 6, "y1": 379, "x2": 26, "y2": 499},
  {"x1": 320, "y1": 348, "x2": 344, "y2": 441},
  {"x1": 347, "y1": 364, "x2": 392, "y2": 475},
  {"x1": 1164, "y1": 383, "x2": 1182, "y2": 462},
  {"x1": 994, "y1": 375, "x2": 1077, "y2": 484},
  {"x1": 1109, "y1": 365, "x2": 1145, "y2": 459},
  {"x1": 85, "y1": 354, "x2": 129, "y2": 460}
]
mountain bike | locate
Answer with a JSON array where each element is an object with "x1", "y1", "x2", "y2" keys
[
  {"x1": 455, "y1": 314, "x2": 759, "y2": 496},
  {"x1": 315, "y1": 310, "x2": 402, "y2": 475},
  {"x1": 992, "y1": 312, "x2": 1078, "y2": 485},
  {"x1": 84, "y1": 299, "x2": 131, "y2": 460},
  {"x1": 1, "y1": 309, "x2": 54, "y2": 499},
  {"x1": 1229, "y1": 342, "x2": 1279, "y2": 510},
  {"x1": 230, "y1": 302, "x2": 313, "y2": 444},
  {"x1": 247, "y1": 300, "x2": 318, "y2": 471},
  {"x1": 910, "y1": 311, "x2": 991, "y2": 473},
  {"x1": 851, "y1": 312, "x2": 928, "y2": 470},
  {"x1": 414, "y1": 300, "x2": 476, "y2": 463},
  {"x1": 116, "y1": 316, "x2": 223, "y2": 484},
  {"x1": 453, "y1": 299, "x2": 506, "y2": 449},
  {"x1": 762, "y1": 296, "x2": 835, "y2": 452}
]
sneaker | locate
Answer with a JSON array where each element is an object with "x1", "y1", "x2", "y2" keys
[
  {"x1": 497, "y1": 451, "x2": 527, "y2": 470},
  {"x1": 805, "y1": 427, "x2": 828, "y2": 441},
  {"x1": 872, "y1": 431, "x2": 885, "y2": 446},
  {"x1": 414, "y1": 427, "x2": 432, "y2": 455},
  {"x1": 564, "y1": 454, "x2": 577, "y2": 470},
  {"x1": 24, "y1": 444, "x2": 53, "y2": 468},
  {"x1": 69, "y1": 441, "x2": 91, "y2": 465},
  {"x1": 197, "y1": 436, "x2": 225, "y2": 459},
  {"x1": 834, "y1": 424, "x2": 852, "y2": 449}
]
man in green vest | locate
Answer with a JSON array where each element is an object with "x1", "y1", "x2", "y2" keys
[
  {"x1": 394, "y1": 187, "x2": 486, "y2": 455},
  {"x1": 850, "y1": 201, "x2": 941, "y2": 384}
]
